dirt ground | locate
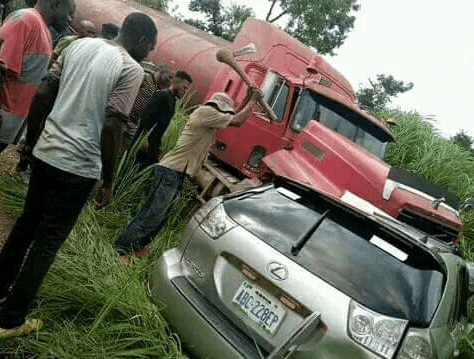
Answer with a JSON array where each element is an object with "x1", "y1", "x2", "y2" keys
[{"x1": 0, "y1": 145, "x2": 21, "y2": 247}]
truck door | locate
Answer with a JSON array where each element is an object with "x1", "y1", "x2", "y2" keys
[{"x1": 211, "y1": 70, "x2": 291, "y2": 178}]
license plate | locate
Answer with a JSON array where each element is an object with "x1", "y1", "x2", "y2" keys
[{"x1": 232, "y1": 280, "x2": 286, "y2": 336}]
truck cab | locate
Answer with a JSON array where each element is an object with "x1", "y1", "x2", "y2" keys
[{"x1": 205, "y1": 21, "x2": 462, "y2": 243}]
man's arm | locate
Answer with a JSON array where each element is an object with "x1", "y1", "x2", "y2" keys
[
  {"x1": 0, "y1": 61, "x2": 6, "y2": 89},
  {"x1": 95, "y1": 109, "x2": 127, "y2": 210},
  {"x1": 95, "y1": 59, "x2": 144, "y2": 210},
  {"x1": 229, "y1": 88, "x2": 262, "y2": 127},
  {"x1": 22, "y1": 72, "x2": 60, "y2": 159}
]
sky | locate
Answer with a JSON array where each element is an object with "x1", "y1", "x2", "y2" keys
[{"x1": 171, "y1": 0, "x2": 474, "y2": 138}]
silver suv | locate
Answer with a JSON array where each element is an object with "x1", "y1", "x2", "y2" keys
[{"x1": 150, "y1": 177, "x2": 472, "y2": 359}]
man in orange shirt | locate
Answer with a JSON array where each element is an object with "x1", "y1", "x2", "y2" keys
[{"x1": 0, "y1": 0, "x2": 75, "y2": 156}]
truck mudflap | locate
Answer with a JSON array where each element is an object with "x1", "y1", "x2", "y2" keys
[{"x1": 263, "y1": 149, "x2": 342, "y2": 197}]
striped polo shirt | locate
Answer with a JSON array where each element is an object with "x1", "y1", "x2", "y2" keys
[{"x1": 0, "y1": 8, "x2": 52, "y2": 144}]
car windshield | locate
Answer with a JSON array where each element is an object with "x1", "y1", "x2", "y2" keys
[
  {"x1": 291, "y1": 89, "x2": 390, "y2": 158},
  {"x1": 224, "y1": 183, "x2": 445, "y2": 327}
]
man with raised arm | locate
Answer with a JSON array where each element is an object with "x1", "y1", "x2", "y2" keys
[{"x1": 115, "y1": 89, "x2": 261, "y2": 265}]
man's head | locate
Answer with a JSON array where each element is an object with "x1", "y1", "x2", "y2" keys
[
  {"x1": 76, "y1": 20, "x2": 95, "y2": 38},
  {"x1": 117, "y1": 12, "x2": 157, "y2": 63},
  {"x1": 37, "y1": 0, "x2": 76, "y2": 32},
  {"x1": 205, "y1": 92, "x2": 235, "y2": 114},
  {"x1": 154, "y1": 68, "x2": 173, "y2": 90},
  {"x1": 100, "y1": 23, "x2": 119, "y2": 40},
  {"x1": 170, "y1": 71, "x2": 192, "y2": 99}
]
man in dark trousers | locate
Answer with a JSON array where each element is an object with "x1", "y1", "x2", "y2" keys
[
  {"x1": 115, "y1": 89, "x2": 261, "y2": 265},
  {"x1": 135, "y1": 70, "x2": 192, "y2": 169},
  {"x1": 0, "y1": 12, "x2": 157, "y2": 338}
]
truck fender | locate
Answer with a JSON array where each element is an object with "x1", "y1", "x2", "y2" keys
[{"x1": 263, "y1": 150, "x2": 343, "y2": 198}]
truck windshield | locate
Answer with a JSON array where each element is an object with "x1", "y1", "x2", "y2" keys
[{"x1": 291, "y1": 89, "x2": 390, "y2": 158}]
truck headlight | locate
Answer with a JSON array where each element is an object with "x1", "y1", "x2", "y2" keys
[
  {"x1": 348, "y1": 301, "x2": 408, "y2": 359},
  {"x1": 397, "y1": 329, "x2": 432, "y2": 359},
  {"x1": 194, "y1": 198, "x2": 236, "y2": 239}
]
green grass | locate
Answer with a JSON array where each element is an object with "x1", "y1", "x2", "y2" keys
[
  {"x1": 382, "y1": 110, "x2": 474, "y2": 253},
  {"x1": 0, "y1": 103, "x2": 196, "y2": 358}
]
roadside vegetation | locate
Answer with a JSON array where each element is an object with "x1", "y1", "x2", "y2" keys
[
  {"x1": 1, "y1": 106, "x2": 474, "y2": 357},
  {"x1": 382, "y1": 110, "x2": 474, "y2": 257},
  {"x1": 0, "y1": 104, "x2": 196, "y2": 358}
]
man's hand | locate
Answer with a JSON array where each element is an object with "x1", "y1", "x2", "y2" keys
[
  {"x1": 95, "y1": 183, "x2": 112, "y2": 210},
  {"x1": 249, "y1": 87, "x2": 263, "y2": 102},
  {"x1": 20, "y1": 144, "x2": 33, "y2": 163},
  {"x1": 246, "y1": 86, "x2": 262, "y2": 102}
]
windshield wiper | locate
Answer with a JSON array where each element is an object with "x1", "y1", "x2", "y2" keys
[{"x1": 291, "y1": 210, "x2": 330, "y2": 256}]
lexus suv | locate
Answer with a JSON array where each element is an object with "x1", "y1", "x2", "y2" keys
[{"x1": 150, "y1": 177, "x2": 472, "y2": 359}]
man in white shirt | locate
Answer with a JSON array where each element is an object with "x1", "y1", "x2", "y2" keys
[{"x1": 0, "y1": 12, "x2": 157, "y2": 338}]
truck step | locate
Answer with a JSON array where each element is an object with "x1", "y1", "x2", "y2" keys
[{"x1": 196, "y1": 160, "x2": 262, "y2": 204}]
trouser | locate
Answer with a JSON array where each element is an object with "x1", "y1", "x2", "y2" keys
[
  {"x1": 139, "y1": 123, "x2": 165, "y2": 169},
  {"x1": 0, "y1": 159, "x2": 95, "y2": 328},
  {"x1": 114, "y1": 165, "x2": 184, "y2": 255}
]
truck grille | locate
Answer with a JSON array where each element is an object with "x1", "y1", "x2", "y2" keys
[{"x1": 397, "y1": 209, "x2": 459, "y2": 243}]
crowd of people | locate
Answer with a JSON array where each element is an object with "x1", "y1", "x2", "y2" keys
[{"x1": 0, "y1": 0, "x2": 262, "y2": 341}]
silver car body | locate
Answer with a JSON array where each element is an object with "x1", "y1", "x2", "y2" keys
[{"x1": 150, "y1": 180, "x2": 469, "y2": 359}]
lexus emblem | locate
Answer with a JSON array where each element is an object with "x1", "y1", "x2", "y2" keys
[{"x1": 267, "y1": 262, "x2": 289, "y2": 281}]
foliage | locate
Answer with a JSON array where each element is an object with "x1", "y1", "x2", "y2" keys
[
  {"x1": 265, "y1": 0, "x2": 360, "y2": 55},
  {"x1": 357, "y1": 74, "x2": 414, "y2": 113},
  {"x1": 0, "y1": 105, "x2": 197, "y2": 358},
  {"x1": 180, "y1": 0, "x2": 359, "y2": 54},
  {"x1": 451, "y1": 130, "x2": 474, "y2": 154},
  {"x1": 384, "y1": 111, "x2": 474, "y2": 253},
  {"x1": 136, "y1": 0, "x2": 169, "y2": 12},
  {"x1": 184, "y1": 0, "x2": 254, "y2": 41}
]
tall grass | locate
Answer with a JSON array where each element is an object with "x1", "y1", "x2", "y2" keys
[
  {"x1": 383, "y1": 111, "x2": 474, "y2": 254},
  {"x1": 0, "y1": 103, "x2": 195, "y2": 358}
]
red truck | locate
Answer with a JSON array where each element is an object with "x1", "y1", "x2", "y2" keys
[{"x1": 75, "y1": 0, "x2": 463, "y2": 243}]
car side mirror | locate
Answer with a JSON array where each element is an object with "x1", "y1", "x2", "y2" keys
[{"x1": 465, "y1": 262, "x2": 474, "y2": 293}]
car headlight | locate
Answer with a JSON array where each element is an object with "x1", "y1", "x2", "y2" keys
[
  {"x1": 194, "y1": 198, "x2": 236, "y2": 239},
  {"x1": 397, "y1": 329, "x2": 432, "y2": 359},
  {"x1": 348, "y1": 301, "x2": 408, "y2": 359}
]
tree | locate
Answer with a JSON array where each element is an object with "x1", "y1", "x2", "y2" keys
[
  {"x1": 357, "y1": 74, "x2": 414, "y2": 113},
  {"x1": 222, "y1": 4, "x2": 254, "y2": 41},
  {"x1": 185, "y1": 0, "x2": 254, "y2": 41},
  {"x1": 265, "y1": 0, "x2": 360, "y2": 55},
  {"x1": 183, "y1": 0, "x2": 358, "y2": 54},
  {"x1": 451, "y1": 130, "x2": 474, "y2": 154},
  {"x1": 137, "y1": 0, "x2": 168, "y2": 12}
]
